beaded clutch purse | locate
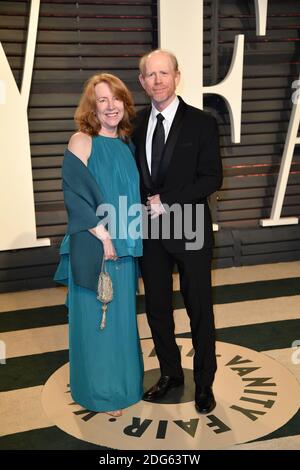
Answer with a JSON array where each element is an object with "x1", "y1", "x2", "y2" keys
[{"x1": 96, "y1": 258, "x2": 113, "y2": 329}]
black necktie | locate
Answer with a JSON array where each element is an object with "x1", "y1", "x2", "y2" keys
[{"x1": 151, "y1": 113, "x2": 165, "y2": 184}]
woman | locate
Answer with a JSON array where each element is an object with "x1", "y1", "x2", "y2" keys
[{"x1": 54, "y1": 73, "x2": 143, "y2": 417}]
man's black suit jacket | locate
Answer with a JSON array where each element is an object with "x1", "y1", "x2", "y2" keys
[{"x1": 132, "y1": 96, "x2": 223, "y2": 252}]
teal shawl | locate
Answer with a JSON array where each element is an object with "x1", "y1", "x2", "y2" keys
[{"x1": 54, "y1": 149, "x2": 104, "y2": 292}]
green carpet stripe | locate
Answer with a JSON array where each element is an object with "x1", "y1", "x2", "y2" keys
[
  {"x1": 0, "y1": 350, "x2": 69, "y2": 392},
  {"x1": 212, "y1": 277, "x2": 300, "y2": 304},
  {"x1": 1, "y1": 319, "x2": 299, "y2": 393},
  {"x1": 217, "y1": 318, "x2": 300, "y2": 352},
  {"x1": 1, "y1": 277, "x2": 300, "y2": 333},
  {"x1": 0, "y1": 305, "x2": 68, "y2": 333},
  {"x1": 0, "y1": 426, "x2": 109, "y2": 450},
  {"x1": 178, "y1": 318, "x2": 300, "y2": 352}
]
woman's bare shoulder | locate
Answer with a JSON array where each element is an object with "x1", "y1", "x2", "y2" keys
[{"x1": 68, "y1": 132, "x2": 92, "y2": 165}]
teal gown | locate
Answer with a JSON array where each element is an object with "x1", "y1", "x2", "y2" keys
[{"x1": 54, "y1": 135, "x2": 144, "y2": 412}]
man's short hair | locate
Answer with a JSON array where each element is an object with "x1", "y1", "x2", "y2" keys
[{"x1": 139, "y1": 49, "x2": 179, "y2": 76}]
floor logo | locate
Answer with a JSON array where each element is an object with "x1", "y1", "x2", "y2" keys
[{"x1": 41, "y1": 340, "x2": 300, "y2": 449}]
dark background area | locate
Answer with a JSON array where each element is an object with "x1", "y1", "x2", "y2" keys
[{"x1": 0, "y1": 0, "x2": 299, "y2": 292}]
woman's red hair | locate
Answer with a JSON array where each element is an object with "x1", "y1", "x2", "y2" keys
[{"x1": 74, "y1": 73, "x2": 136, "y2": 139}]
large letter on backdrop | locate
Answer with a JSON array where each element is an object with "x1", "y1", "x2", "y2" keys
[
  {"x1": 260, "y1": 78, "x2": 300, "y2": 227},
  {"x1": 0, "y1": 0, "x2": 50, "y2": 250},
  {"x1": 158, "y1": 0, "x2": 244, "y2": 143}
]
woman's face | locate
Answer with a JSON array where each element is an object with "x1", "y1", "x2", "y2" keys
[{"x1": 94, "y1": 81, "x2": 125, "y2": 136}]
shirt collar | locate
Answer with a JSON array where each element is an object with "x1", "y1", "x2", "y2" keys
[{"x1": 151, "y1": 96, "x2": 179, "y2": 122}]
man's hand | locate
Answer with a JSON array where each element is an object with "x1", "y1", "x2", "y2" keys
[{"x1": 146, "y1": 194, "x2": 165, "y2": 219}]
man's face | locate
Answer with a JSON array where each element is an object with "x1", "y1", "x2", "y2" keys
[{"x1": 139, "y1": 52, "x2": 180, "y2": 110}]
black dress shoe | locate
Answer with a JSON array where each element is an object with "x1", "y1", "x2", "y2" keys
[
  {"x1": 143, "y1": 376, "x2": 184, "y2": 402},
  {"x1": 195, "y1": 386, "x2": 216, "y2": 414}
]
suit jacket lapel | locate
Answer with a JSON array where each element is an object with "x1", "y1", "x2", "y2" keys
[
  {"x1": 138, "y1": 107, "x2": 153, "y2": 190},
  {"x1": 156, "y1": 97, "x2": 187, "y2": 188}
]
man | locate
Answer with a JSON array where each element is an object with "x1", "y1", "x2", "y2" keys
[{"x1": 132, "y1": 49, "x2": 222, "y2": 414}]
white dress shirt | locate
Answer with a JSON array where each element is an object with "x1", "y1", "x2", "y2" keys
[{"x1": 145, "y1": 96, "x2": 179, "y2": 174}]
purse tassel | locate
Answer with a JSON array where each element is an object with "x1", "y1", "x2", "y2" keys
[{"x1": 100, "y1": 304, "x2": 107, "y2": 330}]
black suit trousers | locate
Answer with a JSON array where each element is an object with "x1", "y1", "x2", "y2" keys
[{"x1": 140, "y1": 239, "x2": 217, "y2": 387}]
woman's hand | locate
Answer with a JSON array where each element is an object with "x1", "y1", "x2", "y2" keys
[
  {"x1": 102, "y1": 238, "x2": 117, "y2": 261},
  {"x1": 89, "y1": 224, "x2": 118, "y2": 261}
]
